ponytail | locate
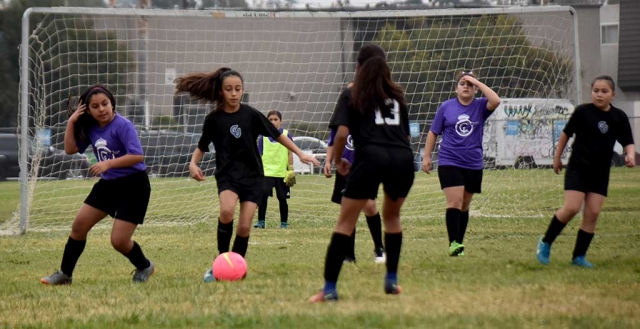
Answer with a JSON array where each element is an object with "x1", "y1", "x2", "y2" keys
[{"x1": 174, "y1": 67, "x2": 243, "y2": 110}]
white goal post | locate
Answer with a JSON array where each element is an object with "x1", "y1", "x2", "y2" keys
[{"x1": 4, "y1": 6, "x2": 581, "y2": 235}]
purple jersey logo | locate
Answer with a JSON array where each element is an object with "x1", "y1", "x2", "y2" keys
[
  {"x1": 455, "y1": 114, "x2": 475, "y2": 137},
  {"x1": 346, "y1": 135, "x2": 355, "y2": 151},
  {"x1": 94, "y1": 137, "x2": 118, "y2": 161}
]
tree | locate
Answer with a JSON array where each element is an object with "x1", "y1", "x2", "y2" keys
[
  {"x1": 0, "y1": 0, "x2": 106, "y2": 127},
  {"x1": 29, "y1": 16, "x2": 136, "y2": 131},
  {"x1": 365, "y1": 15, "x2": 574, "y2": 123}
]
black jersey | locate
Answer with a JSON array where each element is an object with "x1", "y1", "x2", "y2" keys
[
  {"x1": 564, "y1": 103, "x2": 634, "y2": 171},
  {"x1": 198, "y1": 104, "x2": 281, "y2": 180},
  {"x1": 329, "y1": 88, "x2": 411, "y2": 152}
]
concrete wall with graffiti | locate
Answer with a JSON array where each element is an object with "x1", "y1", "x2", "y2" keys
[{"x1": 483, "y1": 98, "x2": 574, "y2": 167}]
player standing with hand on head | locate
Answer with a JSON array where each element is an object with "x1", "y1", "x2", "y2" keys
[
  {"x1": 174, "y1": 68, "x2": 319, "y2": 282},
  {"x1": 41, "y1": 85, "x2": 155, "y2": 285},
  {"x1": 422, "y1": 69, "x2": 501, "y2": 257},
  {"x1": 255, "y1": 110, "x2": 296, "y2": 229},
  {"x1": 536, "y1": 75, "x2": 635, "y2": 268},
  {"x1": 310, "y1": 44, "x2": 414, "y2": 302}
]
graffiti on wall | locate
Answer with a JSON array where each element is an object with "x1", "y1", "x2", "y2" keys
[{"x1": 483, "y1": 99, "x2": 574, "y2": 166}]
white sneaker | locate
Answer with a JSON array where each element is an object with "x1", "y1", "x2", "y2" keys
[{"x1": 374, "y1": 248, "x2": 386, "y2": 264}]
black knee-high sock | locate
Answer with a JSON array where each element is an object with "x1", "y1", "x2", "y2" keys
[
  {"x1": 366, "y1": 213, "x2": 384, "y2": 250},
  {"x1": 217, "y1": 218, "x2": 233, "y2": 254},
  {"x1": 231, "y1": 234, "x2": 250, "y2": 257},
  {"x1": 384, "y1": 232, "x2": 403, "y2": 275},
  {"x1": 445, "y1": 208, "x2": 461, "y2": 244},
  {"x1": 572, "y1": 229, "x2": 594, "y2": 259},
  {"x1": 123, "y1": 241, "x2": 151, "y2": 270},
  {"x1": 60, "y1": 236, "x2": 86, "y2": 276},
  {"x1": 345, "y1": 228, "x2": 356, "y2": 259},
  {"x1": 258, "y1": 195, "x2": 268, "y2": 222},
  {"x1": 279, "y1": 199, "x2": 289, "y2": 223},
  {"x1": 324, "y1": 232, "x2": 350, "y2": 284},
  {"x1": 542, "y1": 215, "x2": 567, "y2": 245},
  {"x1": 459, "y1": 211, "x2": 469, "y2": 244}
]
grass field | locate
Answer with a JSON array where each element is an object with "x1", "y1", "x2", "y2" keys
[{"x1": 1, "y1": 168, "x2": 639, "y2": 328}]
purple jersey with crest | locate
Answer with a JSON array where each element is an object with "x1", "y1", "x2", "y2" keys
[
  {"x1": 77, "y1": 113, "x2": 146, "y2": 180},
  {"x1": 328, "y1": 128, "x2": 355, "y2": 164},
  {"x1": 430, "y1": 97, "x2": 492, "y2": 170}
]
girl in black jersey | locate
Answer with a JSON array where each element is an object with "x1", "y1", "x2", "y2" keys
[
  {"x1": 310, "y1": 44, "x2": 414, "y2": 302},
  {"x1": 174, "y1": 68, "x2": 319, "y2": 282},
  {"x1": 536, "y1": 76, "x2": 635, "y2": 268}
]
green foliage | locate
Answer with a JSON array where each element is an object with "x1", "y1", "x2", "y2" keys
[
  {"x1": 28, "y1": 15, "x2": 136, "y2": 128},
  {"x1": 0, "y1": 0, "x2": 105, "y2": 127},
  {"x1": 370, "y1": 15, "x2": 574, "y2": 122}
]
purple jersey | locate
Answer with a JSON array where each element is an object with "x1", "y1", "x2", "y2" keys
[
  {"x1": 77, "y1": 113, "x2": 146, "y2": 180},
  {"x1": 430, "y1": 97, "x2": 492, "y2": 170},
  {"x1": 328, "y1": 128, "x2": 355, "y2": 164},
  {"x1": 257, "y1": 128, "x2": 294, "y2": 155}
]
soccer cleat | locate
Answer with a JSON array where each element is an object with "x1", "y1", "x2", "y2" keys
[
  {"x1": 571, "y1": 256, "x2": 594, "y2": 268},
  {"x1": 449, "y1": 241, "x2": 465, "y2": 256},
  {"x1": 309, "y1": 290, "x2": 339, "y2": 303},
  {"x1": 203, "y1": 267, "x2": 216, "y2": 283},
  {"x1": 343, "y1": 256, "x2": 356, "y2": 264},
  {"x1": 536, "y1": 237, "x2": 551, "y2": 265},
  {"x1": 374, "y1": 248, "x2": 386, "y2": 264},
  {"x1": 132, "y1": 261, "x2": 155, "y2": 283},
  {"x1": 280, "y1": 222, "x2": 289, "y2": 229},
  {"x1": 40, "y1": 270, "x2": 72, "y2": 285},
  {"x1": 253, "y1": 220, "x2": 265, "y2": 229},
  {"x1": 384, "y1": 280, "x2": 403, "y2": 295}
]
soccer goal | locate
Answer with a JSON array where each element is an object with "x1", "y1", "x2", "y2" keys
[{"x1": 4, "y1": 6, "x2": 580, "y2": 235}]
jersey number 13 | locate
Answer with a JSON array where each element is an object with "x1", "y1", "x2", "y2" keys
[{"x1": 374, "y1": 99, "x2": 400, "y2": 126}]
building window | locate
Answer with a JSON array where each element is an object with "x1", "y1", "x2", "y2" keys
[{"x1": 601, "y1": 24, "x2": 619, "y2": 45}]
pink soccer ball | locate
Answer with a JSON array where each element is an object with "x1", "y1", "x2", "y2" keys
[{"x1": 212, "y1": 252, "x2": 247, "y2": 281}]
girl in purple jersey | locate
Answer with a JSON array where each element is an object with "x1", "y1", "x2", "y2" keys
[
  {"x1": 325, "y1": 127, "x2": 385, "y2": 264},
  {"x1": 41, "y1": 85, "x2": 155, "y2": 285},
  {"x1": 421, "y1": 70, "x2": 501, "y2": 256}
]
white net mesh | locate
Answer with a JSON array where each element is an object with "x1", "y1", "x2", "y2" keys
[{"x1": 5, "y1": 7, "x2": 578, "y2": 233}]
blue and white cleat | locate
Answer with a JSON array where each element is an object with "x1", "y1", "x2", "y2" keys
[
  {"x1": 571, "y1": 256, "x2": 594, "y2": 268},
  {"x1": 203, "y1": 267, "x2": 216, "y2": 283},
  {"x1": 536, "y1": 237, "x2": 551, "y2": 265}
]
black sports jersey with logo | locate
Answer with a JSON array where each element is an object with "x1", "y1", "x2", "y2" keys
[
  {"x1": 563, "y1": 103, "x2": 634, "y2": 171},
  {"x1": 329, "y1": 88, "x2": 411, "y2": 151},
  {"x1": 198, "y1": 104, "x2": 281, "y2": 180}
]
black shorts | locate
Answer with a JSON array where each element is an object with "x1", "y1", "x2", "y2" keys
[
  {"x1": 331, "y1": 173, "x2": 376, "y2": 204},
  {"x1": 331, "y1": 173, "x2": 347, "y2": 204},
  {"x1": 437, "y1": 165, "x2": 483, "y2": 194},
  {"x1": 84, "y1": 171, "x2": 151, "y2": 224},
  {"x1": 343, "y1": 146, "x2": 414, "y2": 202},
  {"x1": 564, "y1": 167, "x2": 609, "y2": 197},
  {"x1": 264, "y1": 176, "x2": 290, "y2": 200},
  {"x1": 216, "y1": 176, "x2": 264, "y2": 204}
]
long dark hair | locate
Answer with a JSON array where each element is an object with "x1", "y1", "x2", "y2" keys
[
  {"x1": 351, "y1": 45, "x2": 406, "y2": 116},
  {"x1": 174, "y1": 67, "x2": 244, "y2": 111},
  {"x1": 67, "y1": 85, "x2": 116, "y2": 145}
]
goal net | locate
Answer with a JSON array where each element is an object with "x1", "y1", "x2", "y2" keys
[{"x1": 4, "y1": 6, "x2": 579, "y2": 234}]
